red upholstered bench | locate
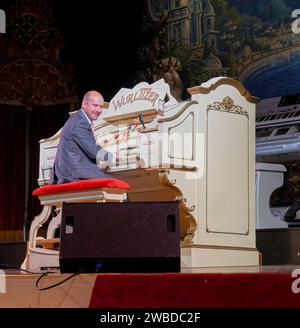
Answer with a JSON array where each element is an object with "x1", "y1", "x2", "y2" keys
[
  {"x1": 24, "y1": 178, "x2": 130, "y2": 272},
  {"x1": 32, "y1": 178, "x2": 130, "y2": 196},
  {"x1": 32, "y1": 178, "x2": 130, "y2": 206}
]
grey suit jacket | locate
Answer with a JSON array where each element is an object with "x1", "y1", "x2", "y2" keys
[{"x1": 50, "y1": 110, "x2": 111, "y2": 184}]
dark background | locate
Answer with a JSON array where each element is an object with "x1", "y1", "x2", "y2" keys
[
  {"x1": 0, "y1": 0, "x2": 146, "y2": 240},
  {"x1": 51, "y1": 0, "x2": 145, "y2": 100}
]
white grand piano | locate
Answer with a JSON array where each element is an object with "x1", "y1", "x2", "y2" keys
[{"x1": 36, "y1": 77, "x2": 260, "y2": 268}]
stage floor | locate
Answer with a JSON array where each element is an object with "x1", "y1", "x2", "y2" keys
[{"x1": 1, "y1": 265, "x2": 300, "y2": 308}]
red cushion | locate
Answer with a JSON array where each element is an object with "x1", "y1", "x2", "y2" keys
[{"x1": 32, "y1": 178, "x2": 130, "y2": 196}]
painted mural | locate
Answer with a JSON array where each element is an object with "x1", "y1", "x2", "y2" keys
[
  {"x1": 139, "y1": 0, "x2": 300, "y2": 100},
  {"x1": 136, "y1": 0, "x2": 300, "y2": 211}
]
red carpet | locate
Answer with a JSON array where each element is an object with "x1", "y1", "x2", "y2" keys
[{"x1": 89, "y1": 272, "x2": 300, "y2": 308}]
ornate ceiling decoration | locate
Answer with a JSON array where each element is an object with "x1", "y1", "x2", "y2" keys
[{"x1": 0, "y1": 0, "x2": 78, "y2": 109}]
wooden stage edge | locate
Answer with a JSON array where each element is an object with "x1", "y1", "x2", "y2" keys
[{"x1": 0, "y1": 265, "x2": 299, "y2": 308}]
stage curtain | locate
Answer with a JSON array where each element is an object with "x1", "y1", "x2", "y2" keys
[
  {"x1": 26, "y1": 104, "x2": 70, "y2": 237},
  {"x1": 0, "y1": 105, "x2": 26, "y2": 241},
  {"x1": 0, "y1": 104, "x2": 70, "y2": 241}
]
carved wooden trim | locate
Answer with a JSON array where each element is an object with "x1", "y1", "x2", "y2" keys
[
  {"x1": 157, "y1": 101, "x2": 198, "y2": 123},
  {"x1": 188, "y1": 77, "x2": 260, "y2": 104},
  {"x1": 159, "y1": 170, "x2": 197, "y2": 245},
  {"x1": 207, "y1": 96, "x2": 248, "y2": 118}
]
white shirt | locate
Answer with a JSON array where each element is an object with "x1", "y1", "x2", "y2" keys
[{"x1": 81, "y1": 109, "x2": 92, "y2": 125}]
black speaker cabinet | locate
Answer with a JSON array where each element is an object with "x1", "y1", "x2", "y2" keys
[
  {"x1": 0, "y1": 241, "x2": 27, "y2": 270},
  {"x1": 256, "y1": 228, "x2": 300, "y2": 265},
  {"x1": 59, "y1": 201, "x2": 180, "y2": 273}
]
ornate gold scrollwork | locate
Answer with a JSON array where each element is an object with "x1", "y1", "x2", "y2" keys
[
  {"x1": 184, "y1": 198, "x2": 195, "y2": 213},
  {"x1": 207, "y1": 96, "x2": 248, "y2": 117},
  {"x1": 159, "y1": 170, "x2": 197, "y2": 245}
]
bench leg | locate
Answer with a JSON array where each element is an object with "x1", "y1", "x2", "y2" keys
[
  {"x1": 29, "y1": 205, "x2": 52, "y2": 248},
  {"x1": 46, "y1": 207, "x2": 62, "y2": 239}
]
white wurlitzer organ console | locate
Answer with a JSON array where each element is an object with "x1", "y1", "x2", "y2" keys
[{"x1": 37, "y1": 77, "x2": 260, "y2": 268}]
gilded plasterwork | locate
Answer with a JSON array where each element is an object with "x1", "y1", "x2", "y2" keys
[
  {"x1": 0, "y1": 0, "x2": 78, "y2": 108},
  {"x1": 207, "y1": 96, "x2": 248, "y2": 117}
]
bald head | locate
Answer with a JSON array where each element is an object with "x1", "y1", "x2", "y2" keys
[
  {"x1": 82, "y1": 90, "x2": 103, "y2": 104},
  {"x1": 82, "y1": 90, "x2": 104, "y2": 121}
]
